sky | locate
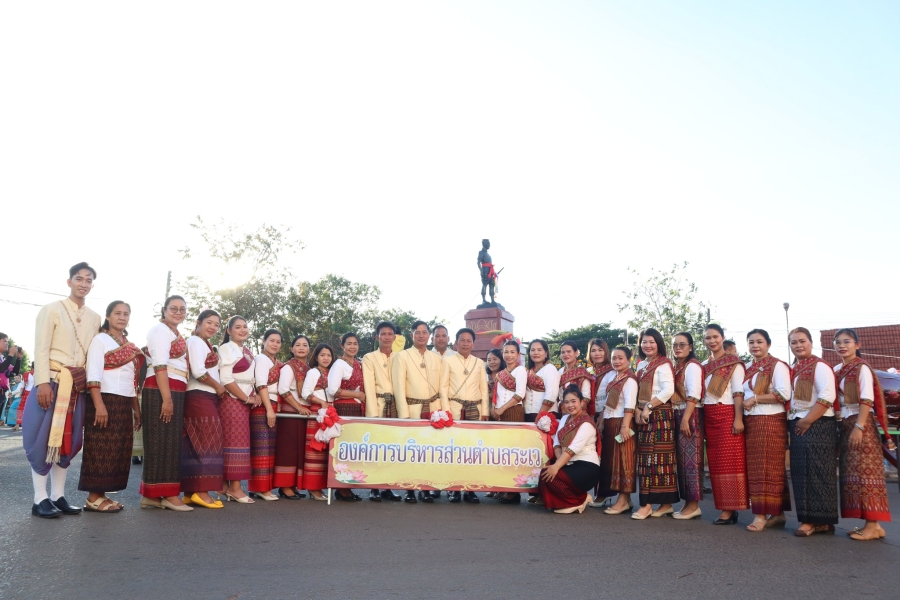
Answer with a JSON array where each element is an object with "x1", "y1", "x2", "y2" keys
[{"x1": 1, "y1": 1, "x2": 899, "y2": 364}]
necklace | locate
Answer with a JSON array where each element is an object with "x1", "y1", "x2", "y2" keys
[
  {"x1": 417, "y1": 349, "x2": 426, "y2": 368},
  {"x1": 59, "y1": 301, "x2": 89, "y2": 361},
  {"x1": 457, "y1": 354, "x2": 472, "y2": 375}
]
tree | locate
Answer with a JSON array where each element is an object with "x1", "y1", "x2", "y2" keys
[
  {"x1": 543, "y1": 323, "x2": 625, "y2": 365},
  {"x1": 618, "y1": 262, "x2": 712, "y2": 360},
  {"x1": 175, "y1": 217, "x2": 436, "y2": 358}
]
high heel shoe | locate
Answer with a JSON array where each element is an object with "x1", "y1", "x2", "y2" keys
[
  {"x1": 713, "y1": 512, "x2": 739, "y2": 525},
  {"x1": 250, "y1": 492, "x2": 279, "y2": 501},
  {"x1": 225, "y1": 492, "x2": 255, "y2": 504},
  {"x1": 554, "y1": 498, "x2": 591, "y2": 514},
  {"x1": 309, "y1": 491, "x2": 329, "y2": 502},
  {"x1": 278, "y1": 488, "x2": 303, "y2": 500},
  {"x1": 190, "y1": 493, "x2": 223, "y2": 509}
]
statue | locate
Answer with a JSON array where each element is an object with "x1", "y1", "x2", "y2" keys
[{"x1": 477, "y1": 239, "x2": 503, "y2": 308}]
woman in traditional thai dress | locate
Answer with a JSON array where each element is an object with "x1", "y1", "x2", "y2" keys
[
  {"x1": 140, "y1": 295, "x2": 191, "y2": 511},
  {"x1": 671, "y1": 332, "x2": 705, "y2": 520},
  {"x1": 539, "y1": 385, "x2": 602, "y2": 514},
  {"x1": 832, "y1": 328, "x2": 892, "y2": 541},
  {"x1": 181, "y1": 310, "x2": 226, "y2": 509},
  {"x1": 275, "y1": 335, "x2": 312, "y2": 499},
  {"x1": 523, "y1": 339, "x2": 560, "y2": 423},
  {"x1": 586, "y1": 339, "x2": 615, "y2": 506},
  {"x1": 600, "y1": 346, "x2": 638, "y2": 515},
  {"x1": 15, "y1": 367, "x2": 33, "y2": 430},
  {"x1": 485, "y1": 348, "x2": 503, "y2": 406},
  {"x1": 218, "y1": 316, "x2": 257, "y2": 504},
  {"x1": 742, "y1": 329, "x2": 791, "y2": 532},
  {"x1": 327, "y1": 332, "x2": 366, "y2": 417},
  {"x1": 300, "y1": 343, "x2": 337, "y2": 502},
  {"x1": 701, "y1": 323, "x2": 748, "y2": 525},
  {"x1": 631, "y1": 328, "x2": 679, "y2": 520},
  {"x1": 79, "y1": 301, "x2": 143, "y2": 512},
  {"x1": 788, "y1": 327, "x2": 838, "y2": 537},
  {"x1": 492, "y1": 340, "x2": 527, "y2": 504},
  {"x1": 558, "y1": 340, "x2": 595, "y2": 413},
  {"x1": 248, "y1": 329, "x2": 283, "y2": 501}
]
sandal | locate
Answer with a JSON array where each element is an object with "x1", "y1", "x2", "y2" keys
[
  {"x1": 765, "y1": 515, "x2": 787, "y2": 529},
  {"x1": 746, "y1": 518, "x2": 767, "y2": 532},
  {"x1": 848, "y1": 527, "x2": 884, "y2": 541},
  {"x1": 794, "y1": 524, "x2": 834, "y2": 537},
  {"x1": 84, "y1": 497, "x2": 123, "y2": 513}
]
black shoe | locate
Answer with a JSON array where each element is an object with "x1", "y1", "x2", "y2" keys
[
  {"x1": 132, "y1": 456, "x2": 142, "y2": 465},
  {"x1": 404, "y1": 490, "x2": 418, "y2": 503},
  {"x1": 32, "y1": 499, "x2": 61, "y2": 518},
  {"x1": 369, "y1": 490, "x2": 382, "y2": 502},
  {"x1": 431, "y1": 490, "x2": 441, "y2": 499},
  {"x1": 498, "y1": 493, "x2": 521, "y2": 505},
  {"x1": 418, "y1": 491, "x2": 433, "y2": 503},
  {"x1": 449, "y1": 491, "x2": 462, "y2": 503},
  {"x1": 382, "y1": 490, "x2": 402, "y2": 502},
  {"x1": 335, "y1": 491, "x2": 362, "y2": 502},
  {"x1": 292, "y1": 488, "x2": 307, "y2": 498},
  {"x1": 50, "y1": 496, "x2": 82, "y2": 515},
  {"x1": 713, "y1": 512, "x2": 739, "y2": 525},
  {"x1": 278, "y1": 488, "x2": 303, "y2": 500},
  {"x1": 463, "y1": 491, "x2": 480, "y2": 504}
]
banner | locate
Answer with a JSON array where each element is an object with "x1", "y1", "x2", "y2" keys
[{"x1": 326, "y1": 418, "x2": 550, "y2": 492}]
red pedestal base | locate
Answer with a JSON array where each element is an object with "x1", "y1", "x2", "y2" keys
[{"x1": 465, "y1": 307, "x2": 515, "y2": 360}]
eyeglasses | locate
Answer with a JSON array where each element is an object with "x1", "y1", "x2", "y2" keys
[
  {"x1": 168, "y1": 307, "x2": 187, "y2": 314},
  {"x1": 672, "y1": 343, "x2": 689, "y2": 349}
]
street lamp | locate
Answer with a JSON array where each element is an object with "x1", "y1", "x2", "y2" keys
[{"x1": 783, "y1": 302, "x2": 790, "y2": 333}]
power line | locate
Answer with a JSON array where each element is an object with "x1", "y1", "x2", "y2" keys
[
  {"x1": 0, "y1": 283, "x2": 67, "y2": 297},
  {"x1": 0, "y1": 298, "x2": 44, "y2": 307}
]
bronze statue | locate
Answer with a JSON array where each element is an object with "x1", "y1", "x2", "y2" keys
[{"x1": 477, "y1": 239, "x2": 502, "y2": 308}]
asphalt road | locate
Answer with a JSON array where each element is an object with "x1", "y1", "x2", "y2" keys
[{"x1": 1, "y1": 426, "x2": 898, "y2": 600}]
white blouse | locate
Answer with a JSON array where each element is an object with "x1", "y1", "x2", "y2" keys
[
  {"x1": 673, "y1": 362, "x2": 703, "y2": 408},
  {"x1": 603, "y1": 377, "x2": 638, "y2": 419},
  {"x1": 702, "y1": 359, "x2": 745, "y2": 406},
  {"x1": 593, "y1": 370, "x2": 617, "y2": 413},
  {"x1": 494, "y1": 366, "x2": 527, "y2": 409},
  {"x1": 789, "y1": 362, "x2": 836, "y2": 420},
  {"x1": 742, "y1": 361, "x2": 790, "y2": 416},
  {"x1": 558, "y1": 366, "x2": 594, "y2": 404},
  {"x1": 254, "y1": 354, "x2": 279, "y2": 398},
  {"x1": 145, "y1": 323, "x2": 187, "y2": 384},
  {"x1": 85, "y1": 333, "x2": 136, "y2": 397},
  {"x1": 636, "y1": 360, "x2": 674, "y2": 404},
  {"x1": 278, "y1": 364, "x2": 308, "y2": 406},
  {"x1": 835, "y1": 362, "x2": 874, "y2": 419},
  {"x1": 218, "y1": 341, "x2": 255, "y2": 399},
  {"x1": 552, "y1": 415, "x2": 600, "y2": 466},
  {"x1": 186, "y1": 335, "x2": 220, "y2": 394},
  {"x1": 326, "y1": 358, "x2": 360, "y2": 396},
  {"x1": 301, "y1": 367, "x2": 330, "y2": 405},
  {"x1": 524, "y1": 364, "x2": 561, "y2": 413}
]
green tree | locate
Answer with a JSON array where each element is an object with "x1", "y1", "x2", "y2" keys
[
  {"x1": 618, "y1": 262, "x2": 711, "y2": 360},
  {"x1": 543, "y1": 323, "x2": 625, "y2": 365}
]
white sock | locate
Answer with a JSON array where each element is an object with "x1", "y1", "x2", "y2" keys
[
  {"x1": 32, "y1": 470, "x2": 49, "y2": 504},
  {"x1": 49, "y1": 463, "x2": 67, "y2": 501}
]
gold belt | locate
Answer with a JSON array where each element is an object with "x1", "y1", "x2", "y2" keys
[{"x1": 167, "y1": 366, "x2": 188, "y2": 379}]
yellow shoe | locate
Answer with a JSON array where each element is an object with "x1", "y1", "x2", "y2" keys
[
  {"x1": 190, "y1": 493, "x2": 224, "y2": 509},
  {"x1": 183, "y1": 495, "x2": 194, "y2": 505}
]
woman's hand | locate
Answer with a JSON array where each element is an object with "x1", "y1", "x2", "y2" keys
[
  {"x1": 541, "y1": 464, "x2": 560, "y2": 482},
  {"x1": 490, "y1": 408, "x2": 501, "y2": 420},
  {"x1": 133, "y1": 408, "x2": 142, "y2": 432},
  {"x1": 93, "y1": 401, "x2": 109, "y2": 428},
  {"x1": 849, "y1": 425, "x2": 864, "y2": 450},
  {"x1": 266, "y1": 408, "x2": 277, "y2": 428},
  {"x1": 680, "y1": 417, "x2": 692, "y2": 438},
  {"x1": 160, "y1": 398, "x2": 174, "y2": 423},
  {"x1": 732, "y1": 418, "x2": 745, "y2": 435},
  {"x1": 620, "y1": 427, "x2": 633, "y2": 442},
  {"x1": 298, "y1": 405, "x2": 313, "y2": 416},
  {"x1": 743, "y1": 398, "x2": 756, "y2": 412},
  {"x1": 795, "y1": 417, "x2": 812, "y2": 436}
]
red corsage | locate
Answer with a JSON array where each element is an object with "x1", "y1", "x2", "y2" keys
[
  {"x1": 430, "y1": 410, "x2": 454, "y2": 429},
  {"x1": 534, "y1": 411, "x2": 559, "y2": 436}
]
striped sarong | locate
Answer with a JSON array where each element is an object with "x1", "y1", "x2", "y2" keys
[
  {"x1": 789, "y1": 417, "x2": 838, "y2": 524},
  {"x1": 495, "y1": 404, "x2": 524, "y2": 422},
  {"x1": 219, "y1": 395, "x2": 251, "y2": 481},
  {"x1": 637, "y1": 404, "x2": 679, "y2": 505},
  {"x1": 745, "y1": 413, "x2": 790, "y2": 515},
  {"x1": 673, "y1": 406, "x2": 704, "y2": 502},
  {"x1": 248, "y1": 405, "x2": 277, "y2": 493},
  {"x1": 78, "y1": 393, "x2": 135, "y2": 493},
  {"x1": 596, "y1": 417, "x2": 636, "y2": 496},
  {"x1": 334, "y1": 400, "x2": 364, "y2": 417},
  {"x1": 139, "y1": 387, "x2": 185, "y2": 497},
  {"x1": 840, "y1": 415, "x2": 891, "y2": 521},
  {"x1": 273, "y1": 407, "x2": 306, "y2": 489},
  {"x1": 304, "y1": 418, "x2": 327, "y2": 490},
  {"x1": 180, "y1": 390, "x2": 224, "y2": 494},
  {"x1": 705, "y1": 403, "x2": 749, "y2": 510}
]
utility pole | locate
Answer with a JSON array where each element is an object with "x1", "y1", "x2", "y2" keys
[
  {"x1": 165, "y1": 271, "x2": 172, "y2": 298},
  {"x1": 706, "y1": 308, "x2": 711, "y2": 324}
]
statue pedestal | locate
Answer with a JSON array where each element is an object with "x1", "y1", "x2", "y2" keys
[{"x1": 465, "y1": 307, "x2": 515, "y2": 360}]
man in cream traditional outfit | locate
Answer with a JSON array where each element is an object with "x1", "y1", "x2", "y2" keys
[
  {"x1": 431, "y1": 324, "x2": 456, "y2": 359},
  {"x1": 361, "y1": 320, "x2": 402, "y2": 503},
  {"x1": 23, "y1": 262, "x2": 101, "y2": 518},
  {"x1": 392, "y1": 320, "x2": 445, "y2": 503},
  {"x1": 439, "y1": 328, "x2": 488, "y2": 503}
]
